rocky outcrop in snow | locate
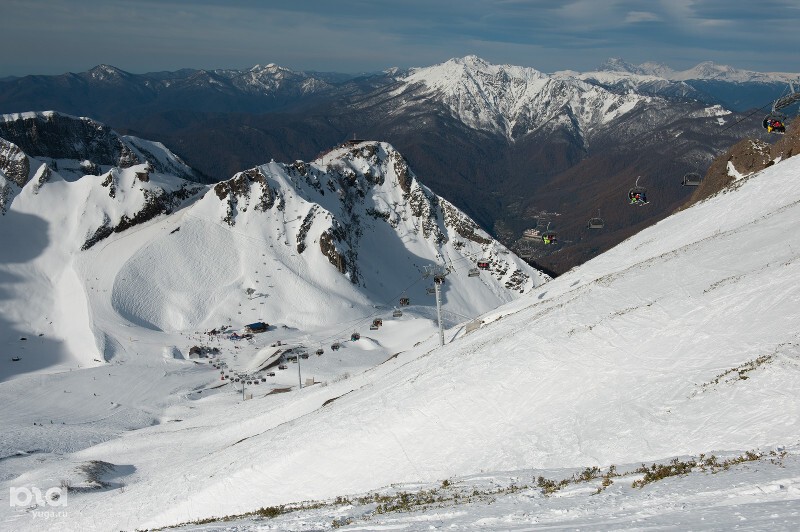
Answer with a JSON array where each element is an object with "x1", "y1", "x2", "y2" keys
[
  {"x1": 0, "y1": 137, "x2": 31, "y2": 214},
  {"x1": 81, "y1": 172, "x2": 203, "y2": 250},
  {"x1": 0, "y1": 137, "x2": 29, "y2": 187}
]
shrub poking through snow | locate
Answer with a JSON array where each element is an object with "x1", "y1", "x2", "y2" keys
[{"x1": 632, "y1": 449, "x2": 771, "y2": 488}]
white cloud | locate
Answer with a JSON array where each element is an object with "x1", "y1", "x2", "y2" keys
[{"x1": 624, "y1": 11, "x2": 661, "y2": 23}]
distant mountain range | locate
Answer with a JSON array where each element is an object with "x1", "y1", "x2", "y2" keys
[
  {"x1": 1, "y1": 57, "x2": 796, "y2": 273},
  {"x1": 591, "y1": 57, "x2": 799, "y2": 83}
]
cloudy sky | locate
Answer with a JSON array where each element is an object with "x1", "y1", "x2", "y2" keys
[{"x1": 1, "y1": 0, "x2": 798, "y2": 77}]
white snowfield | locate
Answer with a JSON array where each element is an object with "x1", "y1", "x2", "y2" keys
[{"x1": 2, "y1": 139, "x2": 800, "y2": 529}]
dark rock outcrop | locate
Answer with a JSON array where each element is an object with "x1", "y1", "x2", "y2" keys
[
  {"x1": 0, "y1": 137, "x2": 30, "y2": 187},
  {"x1": 319, "y1": 229, "x2": 347, "y2": 274},
  {"x1": 0, "y1": 112, "x2": 127, "y2": 167},
  {"x1": 81, "y1": 183, "x2": 203, "y2": 250}
]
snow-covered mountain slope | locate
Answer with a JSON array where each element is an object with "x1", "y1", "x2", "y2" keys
[
  {"x1": 0, "y1": 119, "x2": 544, "y2": 379},
  {"x1": 0, "y1": 127, "x2": 206, "y2": 376},
  {"x1": 394, "y1": 55, "x2": 646, "y2": 140},
  {"x1": 4, "y1": 140, "x2": 797, "y2": 531}
]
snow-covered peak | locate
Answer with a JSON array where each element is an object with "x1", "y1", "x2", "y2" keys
[
  {"x1": 398, "y1": 56, "x2": 645, "y2": 139},
  {"x1": 596, "y1": 57, "x2": 640, "y2": 74},
  {"x1": 597, "y1": 58, "x2": 674, "y2": 78},
  {"x1": 207, "y1": 139, "x2": 546, "y2": 304},
  {"x1": 593, "y1": 58, "x2": 800, "y2": 83},
  {"x1": 86, "y1": 64, "x2": 129, "y2": 82},
  {"x1": 405, "y1": 55, "x2": 549, "y2": 91},
  {"x1": 248, "y1": 62, "x2": 289, "y2": 75},
  {"x1": 233, "y1": 62, "x2": 332, "y2": 95}
]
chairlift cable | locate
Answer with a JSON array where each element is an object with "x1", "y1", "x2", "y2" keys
[{"x1": 717, "y1": 102, "x2": 774, "y2": 136}]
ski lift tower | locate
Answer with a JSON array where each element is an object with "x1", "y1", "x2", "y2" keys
[
  {"x1": 297, "y1": 350, "x2": 303, "y2": 390},
  {"x1": 236, "y1": 373, "x2": 246, "y2": 401},
  {"x1": 424, "y1": 265, "x2": 450, "y2": 346}
]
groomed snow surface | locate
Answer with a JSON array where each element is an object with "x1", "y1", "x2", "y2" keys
[{"x1": 3, "y1": 153, "x2": 800, "y2": 530}]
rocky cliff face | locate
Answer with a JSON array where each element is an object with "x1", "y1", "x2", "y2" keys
[
  {"x1": 0, "y1": 111, "x2": 136, "y2": 166},
  {"x1": 0, "y1": 137, "x2": 29, "y2": 187},
  {"x1": 0, "y1": 111, "x2": 201, "y2": 182},
  {"x1": 0, "y1": 137, "x2": 31, "y2": 214}
]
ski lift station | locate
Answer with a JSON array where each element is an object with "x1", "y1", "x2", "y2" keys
[{"x1": 244, "y1": 322, "x2": 269, "y2": 333}]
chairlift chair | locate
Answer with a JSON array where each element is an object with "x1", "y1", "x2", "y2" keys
[
  {"x1": 351, "y1": 332, "x2": 360, "y2": 341},
  {"x1": 763, "y1": 112, "x2": 787, "y2": 134},
  {"x1": 393, "y1": 309, "x2": 403, "y2": 317},
  {"x1": 763, "y1": 83, "x2": 799, "y2": 134},
  {"x1": 682, "y1": 172, "x2": 703, "y2": 186},
  {"x1": 541, "y1": 222, "x2": 558, "y2": 244},
  {"x1": 628, "y1": 176, "x2": 648, "y2": 206},
  {"x1": 477, "y1": 259, "x2": 491, "y2": 270},
  {"x1": 468, "y1": 267, "x2": 480, "y2": 277},
  {"x1": 426, "y1": 287, "x2": 436, "y2": 295},
  {"x1": 587, "y1": 210, "x2": 604, "y2": 229},
  {"x1": 399, "y1": 297, "x2": 410, "y2": 306}
]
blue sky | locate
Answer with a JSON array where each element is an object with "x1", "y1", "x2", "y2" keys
[{"x1": 1, "y1": 0, "x2": 798, "y2": 77}]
